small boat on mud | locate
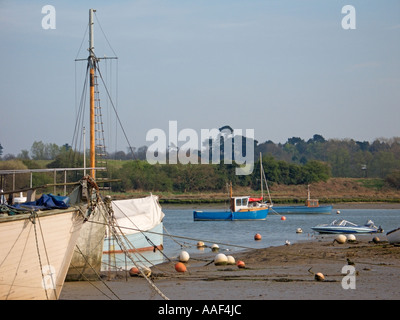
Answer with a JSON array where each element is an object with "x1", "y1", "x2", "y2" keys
[
  {"x1": 386, "y1": 227, "x2": 400, "y2": 244},
  {"x1": 311, "y1": 219, "x2": 383, "y2": 234}
]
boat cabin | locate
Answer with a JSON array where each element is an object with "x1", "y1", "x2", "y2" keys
[
  {"x1": 305, "y1": 199, "x2": 319, "y2": 207},
  {"x1": 230, "y1": 196, "x2": 250, "y2": 212},
  {"x1": 305, "y1": 185, "x2": 320, "y2": 207}
]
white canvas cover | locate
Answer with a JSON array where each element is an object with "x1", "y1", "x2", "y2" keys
[{"x1": 111, "y1": 195, "x2": 164, "y2": 235}]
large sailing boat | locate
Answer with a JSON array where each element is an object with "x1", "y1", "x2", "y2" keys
[
  {"x1": 0, "y1": 171, "x2": 102, "y2": 300},
  {"x1": 67, "y1": 9, "x2": 164, "y2": 279}
]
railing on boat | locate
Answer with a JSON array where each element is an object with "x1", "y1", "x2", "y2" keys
[{"x1": 0, "y1": 167, "x2": 107, "y2": 200}]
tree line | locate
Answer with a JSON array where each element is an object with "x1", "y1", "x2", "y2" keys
[{"x1": 1, "y1": 133, "x2": 400, "y2": 192}]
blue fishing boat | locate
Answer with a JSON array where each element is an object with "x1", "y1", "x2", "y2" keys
[
  {"x1": 269, "y1": 185, "x2": 332, "y2": 214},
  {"x1": 193, "y1": 195, "x2": 269, "y2": 221},
  {"x1": 194, "y1": 155, "x2": 270, "y2": 221}
]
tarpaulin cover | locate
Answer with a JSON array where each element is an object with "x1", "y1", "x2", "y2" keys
[
  {"x1": 13, "y1": 193, "x2": 70, "y2": 210},
  {"x1": 111, "y1": 195, "x2": 165, "y2": 235},
  {"x1": 249, "y1": 197, "x2": 263, "y2": 202}
]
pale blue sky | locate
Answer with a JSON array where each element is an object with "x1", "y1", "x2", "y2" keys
[{"x1": 0, "y1": 0, "x2": 399, "y2": 156}]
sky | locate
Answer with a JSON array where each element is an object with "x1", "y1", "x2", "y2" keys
[{"x1": 0, "y1": 0, "x2": 399, "y2": 156}]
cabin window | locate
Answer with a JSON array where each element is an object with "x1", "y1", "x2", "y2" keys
[
  {"x1": 243, "y1": 198, "x2": 248, "y2": 206},
  {"x1": 236, "y1": 199, "x2": 242, "y2": 207}
]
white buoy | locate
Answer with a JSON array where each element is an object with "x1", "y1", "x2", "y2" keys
[
  {"x1": 335, "y1": 234, "x2": 347, "y2": 244},
  {"x1": 285, "y1": 240, "x2": 291, "y2": 246},
  {"x1": 226, "y1": 255, "x2": 236, "y2": 265},
  {"x1": 315, "y1": 272, "x2": 325, "y2": 281},
  {"x1": 197, "y1": 241, "x2": 205, "y2": 248},
  {"x1": 141, "y1": 266, "x2": 152, "y2": 277},
  {"x1": 347, "y1": 234, "x2": 356, "y2": 242},
  {"x1": 296, "y1": 228, "x2": 303, "y2": 234},
  {"x1": 336, "y1": 210, "x2": 341, "y2": 214},
  {"x1": 179, "y1": 250, "x2": 190, "y2": 263},
  {"x1": 211, "y1": 244, "x2": 220, "y2": 252},
  {"x1": 214, "y1": 253, "x2": 228, "y2": 266}
]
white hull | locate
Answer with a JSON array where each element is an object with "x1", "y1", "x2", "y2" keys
[
  {"x1": 66, "y1": 204, "x2": 107, "y2": 281},
  {"x1": 102, "y1": 222, "x2": 164, "y2": 270},
  {"x1": 311, "y1": 226, "x2": 378, "y2": 234},
  {"x1": 312, "y1": 219, "x2": 382, "y2": 234},
  {"x1": 387, "y1": 228, "x2": 400, "y2": 244},
  {"x1": 0, "y1": 208, "x2": 84, "y2": 300}
]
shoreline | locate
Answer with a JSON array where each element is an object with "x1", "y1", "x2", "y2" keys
[
  {"x1": 162, "y1": 201, "x2": 400, "y2": 210},
  {"x1": 60, "y1": 235, "x2": 400, "y2": 300}
]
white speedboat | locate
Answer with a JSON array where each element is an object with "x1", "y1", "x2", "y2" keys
[
  {"x1": 386, "y1": 227, "x2": 400, "y2": 244},
  {"x1": 312, "y1": 219, "x2": 383, "y2": 234}
]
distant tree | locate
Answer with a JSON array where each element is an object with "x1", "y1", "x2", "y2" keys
[
  {"x1": 308, "y1": 134, "x2": 326, "y2": 144},
  {"x1": 287, "y1": 137, "x2": 304, "y2": 145},
  {"x1": 17, "y1": 150, "x2": 30, "y2": 160},
  {"x1": 31, "y1": 141, "x2": 46, "y2": 160},
  {"x1": 356, "y1": 140, "x2": 370, "y2": 151},
  {"x1": 30, "y1": 141, "x2": 61, "y2": 160},
  {"x1": 0, "y1": 143, "x2": 3, "y2": 158}
]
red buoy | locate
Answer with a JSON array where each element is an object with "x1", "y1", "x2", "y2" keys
[
  {"x1": 175, "y1": 262, "x2": 187, "y2": 273},
  {"x1": 281, "y1": 216, "x2": 286, "y2": 221},
  {"x1": 129, "y1": 267, "x2": 140, "y2": 277},
  {"x1": 254, "y1": 233, "x2": 262, "y2": 241},
  {"x1": 236, "y1": 260, "x2": 245, "y2": 268}
]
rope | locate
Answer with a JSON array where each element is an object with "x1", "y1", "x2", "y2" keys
[
  {"x1": 30, "y1": 212, "x2": 52, "y2": 299},
  {"x1": 73, "y1": 245, "x2": 121, "y2": 300},
  {"x1": 89, "y1": 219, "x2": 258, "y2": 251},
  {"x1": 95, "y1": 62, "x2": 136, "y2": 159},
  {"x1": 101, "y1": 201, "x2": 170, "y2": 300},
  {"x1": 36, "y1": 213, "x2": 58, "y2": 299},
  {"x1": 111, "y1": 201, "x2": 172, "y2": 262}
]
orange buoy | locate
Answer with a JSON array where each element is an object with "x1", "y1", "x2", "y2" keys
[
  {"x1": 129, "y1": 267, "x2": 140, "y2": 277},
  {"x1": 281, "y1": 216, "x2": 286, "y2": 221},
  {"x1": 175, "y1": 262, "x2": 187, "y2": 273},
  {"x1": 254, "y1": 233, "x2": 262, "y2": 241},
  {"x1": 236, "y1": 260, "x2": 245, "y2": 268},
  {"x1": 129, "y1": 266, "x2": 151, "y2": 277}
]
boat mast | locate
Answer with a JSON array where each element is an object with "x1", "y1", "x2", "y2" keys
[
  {"x1": 89, "y1": 9, "x2": 96, "y2": 179},
  {"x1": 260, "y1": 153, "x2": 263, "y2": 201}
]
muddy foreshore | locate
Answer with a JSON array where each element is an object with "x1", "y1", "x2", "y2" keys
[{"x1": 60, "y1": 234, "x2": 400, "y2": 301}]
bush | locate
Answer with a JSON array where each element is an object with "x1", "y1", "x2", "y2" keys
[{"x1": 386, "y1": 170, "x2": 400, "y2": 189}]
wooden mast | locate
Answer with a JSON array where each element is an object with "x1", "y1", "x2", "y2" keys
[{"x1": 89, "y1": 9, "x2": 96, "y2": 179}]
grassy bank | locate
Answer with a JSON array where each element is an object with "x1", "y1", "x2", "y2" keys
[{"x1": 107, "y1": 178, "x2": 400, "y2": 204}]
